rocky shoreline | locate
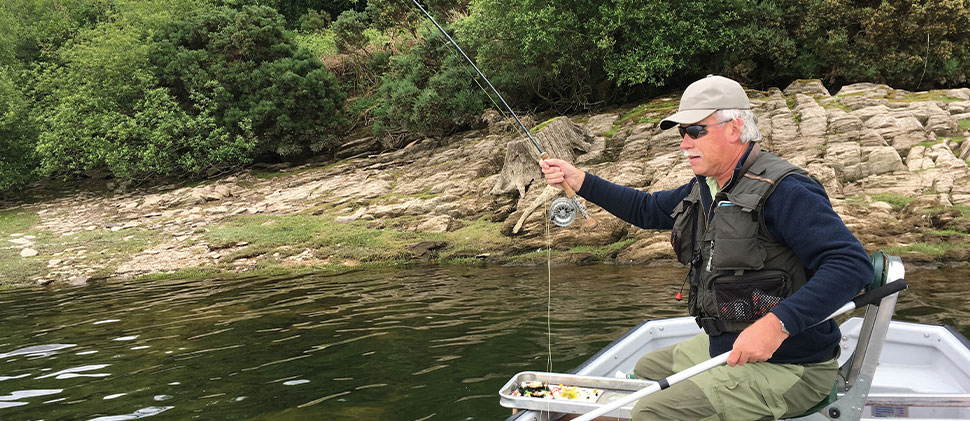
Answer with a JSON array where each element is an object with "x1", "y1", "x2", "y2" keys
[{"x1": 2, "y1": 80, "x2": 969, "y2": 286}]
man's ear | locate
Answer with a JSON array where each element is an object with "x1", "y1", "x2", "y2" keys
[{"x1": 728, "y1": 119, "x2": 743, "y2": 143}]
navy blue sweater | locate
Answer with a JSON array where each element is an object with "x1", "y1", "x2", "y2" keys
[{"x1": 577, "y1": 148, "x2": 873, "y2": 363}]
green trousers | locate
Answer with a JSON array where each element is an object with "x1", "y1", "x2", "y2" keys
[{"x1": 631, "y1": 333, "x2": 837, "y2": 421}]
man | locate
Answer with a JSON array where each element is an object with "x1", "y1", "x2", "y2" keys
[{"x1": 540, "y1": 75, "x2": 873, "y2": 420}]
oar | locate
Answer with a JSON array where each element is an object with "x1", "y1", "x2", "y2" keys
[{"x1": 574, "y1": 279, "x2": 908, "y2": 421}]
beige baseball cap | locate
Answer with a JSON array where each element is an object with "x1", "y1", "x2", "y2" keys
[{"x1": 659, "y1": 75, "x2": 750, "y2": 130}]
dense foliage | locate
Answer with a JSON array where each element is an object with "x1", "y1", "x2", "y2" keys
[
  {"x1": 372, "y1": 25, "x2": 487, "y2": 146},
  {"x1": 6, "y1": 1, "x2": 346, "y2": 184},
  {"x1": 1, "y1": 0, "x2": 969, "y2": 193}
]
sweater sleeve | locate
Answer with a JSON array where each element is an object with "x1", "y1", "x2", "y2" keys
[
  {"x1": 577, "y1": 172, "x2": 692, "y2": 230},
  {"x1": 764, "y1": 175, "x2": 874, "y2": 335}
]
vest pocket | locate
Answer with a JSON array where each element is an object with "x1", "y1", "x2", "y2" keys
[
  {"x1": 712, "y1": 269, "x2": 790, "y2": 323},
  {"x1": 670, "y1": 200, "x2": 695, "y2": 266},
  {"x1": 711, "y1": 204, "x2": 765, "y2": 270}
]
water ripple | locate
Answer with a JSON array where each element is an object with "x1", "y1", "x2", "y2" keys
[{"x1": 0, "y1": 265, "x2": 964, "y2": 420}]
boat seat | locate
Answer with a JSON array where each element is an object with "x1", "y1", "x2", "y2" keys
[{"x1": 789, "y1": 251, "x2": 905, "y2": 420}]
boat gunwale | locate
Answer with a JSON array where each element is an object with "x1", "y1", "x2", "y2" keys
[{"x1": 504, "y1": 318, "x2": 970, "y2": 421}]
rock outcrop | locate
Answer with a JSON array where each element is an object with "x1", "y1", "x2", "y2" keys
[{"x1": 6, "y1": 80, "x2": 970, "y2": 283}]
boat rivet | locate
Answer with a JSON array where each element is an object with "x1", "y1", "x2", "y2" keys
[
  {"x1": 659, "y1": 327, "x2": 664, "y2": 331},
  {"x1": 828, "y1": 407, "x2": 841, "y2": 418},
  {"x1": 924, "y1": 333, "x2": 930, "y2": 338}
]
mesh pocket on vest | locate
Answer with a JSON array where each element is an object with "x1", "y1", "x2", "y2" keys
[{"x1": 713, "y1": 272, "x2": 788, "y2": 322}]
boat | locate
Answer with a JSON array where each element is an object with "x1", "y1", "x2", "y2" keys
[{"x1": 500, "y1": 253, "x2": 970, "y2": 420}]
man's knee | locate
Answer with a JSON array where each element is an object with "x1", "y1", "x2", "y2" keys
[
  {"x1": 630, "y1": 380, "x2": 719, "y2": 421},
  {"x1": 633, "y1": 348, "x2": 675, "y2": 380},
  {"x1": 634, "y1": 333, "x2": 710, "y2": 380}
]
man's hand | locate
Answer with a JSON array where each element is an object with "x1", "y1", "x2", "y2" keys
[
  {"x1": 726, "y1": 313, "x2": 789, "y2": 366},
  {"x1": 539, "y1": 158, "x2": 585, "y2": 192}
]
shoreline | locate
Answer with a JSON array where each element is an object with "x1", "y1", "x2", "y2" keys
[{"x1": 3, "y1": 80, "x2": 970, "y2": 287}]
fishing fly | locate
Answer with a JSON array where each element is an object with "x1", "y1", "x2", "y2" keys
[{"x1": 408, "y1": 0, "x2": 596, "y2": 228}]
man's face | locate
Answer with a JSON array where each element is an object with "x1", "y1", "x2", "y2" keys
[{"x1": 678, "y1": 113, "x2": 743, "y2": 182}]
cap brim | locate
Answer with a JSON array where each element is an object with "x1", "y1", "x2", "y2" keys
[{"x1": 659, "y1": 109, "x2": 717, "y2": 130}]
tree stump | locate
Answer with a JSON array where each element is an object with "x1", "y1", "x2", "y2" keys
[{"x1": 490, "y1": 117, "x2": 593, "y2": 198}]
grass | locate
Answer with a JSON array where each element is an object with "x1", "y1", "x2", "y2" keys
[
  {"x1": 567, "y1": 238, "x2": 635, "y2": 259},
  {"x1": 0, "y1": 208, "x2": 39, "y2": 234},
  {"x1": 868, "y1": 193, "x2": 916, "y2": 211},
  {"x1": 203, "y1": 214, "x2": 511, "y2": 266},
  {"x1": 891, "y1": 90, "x2": 965, "y2": 103},
  {"x1": 885, "y1": 241, "x2": 970, "y2": 257},
  {"x1": 531, "y1": 116, "x2": 560, "y2": 132},
  {"x1": 618, "y1": 99, "x2": 678, "y2": 123},
  {"x1": 0, "y1": 209, "x2": 46, "y2": 286},
  {"x1": 928, "y1": 229, "x2": 969, "y2": 236},
  {"x1": 960, "y1": 119, "x2": 970, "y2": 131},
  {"x1": 603, "y1": 98, "x2": 678, "y2": 141},
  {"x1": 1, "y1": 206, "x2": 178, "y2": 286},
  {"x1": 294, "y1": 30, "x2": 337, "y2": 57},
  {"x1": 821, "y1": 98, "x2": 852, "y2": 113}
]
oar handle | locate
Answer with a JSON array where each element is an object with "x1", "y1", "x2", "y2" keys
[
  {"x1": 573, "y1": 352, "x2": 729, "y2": 421},
  {"x1": 853, "y1": 279, "x2": 907, "y2": 308},
  {"x1": 539, "y1": 152, "x2": 597, "y2": 228}
]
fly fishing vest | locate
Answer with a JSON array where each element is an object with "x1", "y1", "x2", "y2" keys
[{"x1": 670, "y1": 149, "x2": 822, "y2": 335}]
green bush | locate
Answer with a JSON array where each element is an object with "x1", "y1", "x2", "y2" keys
[
  {"x1": 30, "y1": 4, "x2": 347, "y2": 181},
  {"x1": 372, "y1": 25, "x2": 486, "y2": 145},
  {"x1": 332, "y1": 10, "x2": 369, "y2": 54},
  {"x1": 803, "y1": 0, "x2": 970, "y2": 88},
  {"x1": 0, "y1": 67, "x2": 37, "y2": 191},
  {"x1": 152, "y1": 5, "x2": 348, "y2": 158},
  {"x1": 461, "y1": 0, "x2": 778, "y2": 106},
  {"x1": 297, "y1": 9, "x2": 331, "y2": 32},
  {"x1": 32, "y1": 21, "x2": 190, "y2": 179},
  {"x1": 458, "y1": 0, "x2": 970, "y2": 108}
]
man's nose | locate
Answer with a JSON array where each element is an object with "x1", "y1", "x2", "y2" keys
[{"x1": 679, "y1": 133, "x2": 693, "y2": 149}]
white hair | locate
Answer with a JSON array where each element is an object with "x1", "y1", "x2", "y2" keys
[{"x1": 715, "y1": 109, "x2": 761, "y2": 144}]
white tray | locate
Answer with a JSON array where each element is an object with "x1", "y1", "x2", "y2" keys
[{"x1": 498, "y1": 371, "x2": 655, "y2": 418}]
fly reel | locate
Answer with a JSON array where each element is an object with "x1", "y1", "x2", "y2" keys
[{"x1": 549, "y1": 197, "x2": 578, "y2": 227}]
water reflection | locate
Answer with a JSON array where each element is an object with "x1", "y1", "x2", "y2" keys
[{"x1": 0, "y1": 265, "x2": 966, "y2": 420}]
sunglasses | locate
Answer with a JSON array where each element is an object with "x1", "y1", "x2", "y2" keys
[{"x1": 678, "y1": 119, "x2": 734, "y2": 139}]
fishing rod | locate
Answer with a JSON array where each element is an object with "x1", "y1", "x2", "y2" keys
[
  {"x1": 408, "y1": 0, "x2": 596, "y2": 228},
  {"x1": 574, "y1": 278, "x2": 909, "y2": 421}
]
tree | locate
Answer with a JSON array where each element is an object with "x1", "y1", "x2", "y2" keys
[
  {"x1": 152, "y1": 5, "x2": 347, "y2": 158},
  {"x1": 372, "y1": 25, "x2": 486, "y2": 146},
  {"x1": 31, "y1": 3, "x2": 348, "y2": 182},
  {"x1": 0, "y1": 67, "x2": 36, "y2": 191}
]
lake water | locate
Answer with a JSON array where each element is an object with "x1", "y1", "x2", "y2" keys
[{"x1": 1, "y1": 264, "x2": 967, "y2": 420}]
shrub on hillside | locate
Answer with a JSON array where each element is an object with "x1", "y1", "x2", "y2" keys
[
  {"x1": 333, "y1": 10, "x2": 369, "y2": 54},
  {"x1": 32, "y1": 22, "x2": 192, "y2": 180},
  {"x1": 371, "y1": 25, "x2": 486, "y2": 146},
  {"x1": 32, "y1": 4, "x2": 347, "y2": 181},
  {"x1": 0, "y1": 67, "x2": 36, "y2": 191},
  {"x1": 788, "y1": 0, "x2": 970, "y2": 88},
  {"x1": 153, "y1": 5, "x2": 347, "y2": 158},
  {"x1": 459, "y1": 0, "x2": 970, "y2": 108}
]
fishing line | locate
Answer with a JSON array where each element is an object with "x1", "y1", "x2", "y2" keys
[
  {"x1": 545, "y1": 200, "x2": 553, "y2": 373},
  {"x1": 544, "y1": 200, "x2": 553, "y2": 417},
  {"x1": 406, "y1": 0, "x2": 544, "y2": 153},
  {"x1": 406, "y1": 0, "x2": 559, "y2": 369}
]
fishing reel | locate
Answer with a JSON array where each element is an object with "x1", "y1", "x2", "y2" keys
[{"x1": 549, "y1": 197, "x2": 578, "y2": 227}]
